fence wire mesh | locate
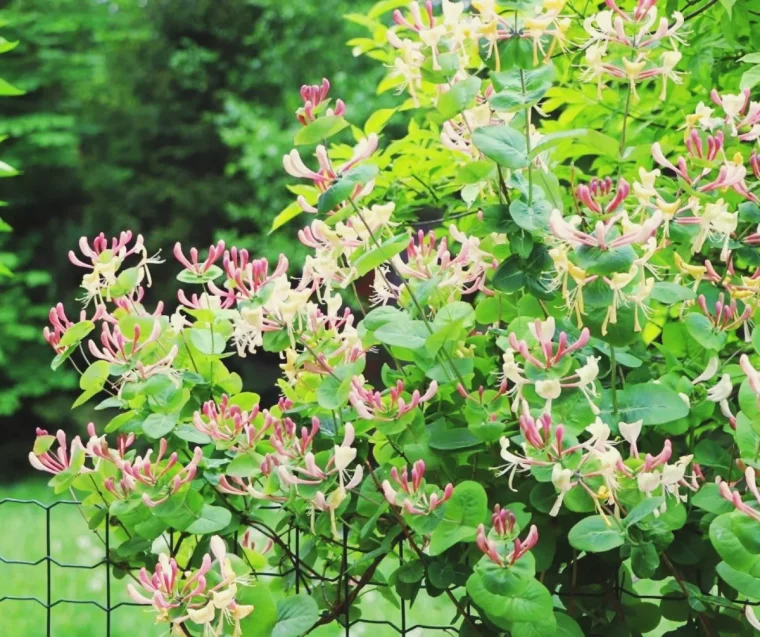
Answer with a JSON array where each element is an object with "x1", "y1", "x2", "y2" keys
[{"x1": 1, "y1": 496, "x2": 757, "y2": 636}]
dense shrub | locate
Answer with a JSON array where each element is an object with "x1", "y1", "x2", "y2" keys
[{"x1": 29, "y1": 0, "x2": 760, "y2": 635}]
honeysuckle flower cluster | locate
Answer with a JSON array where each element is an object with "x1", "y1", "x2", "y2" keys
[
  {"x1": 30, "y1": 1, "x2": 760, "y2": 633},
  {"x1": 500, "y1": 317, "x2": 600, "y2": 412},
  {"x1": 350, "y1": 378, "x2": 439, "y2": 421},
  {"x1": 389, "y1": 0, "x2": 571, "y2": 95},
  {"x1": 296, "y1": 78, "x2": 345, "y2": 126},
  {"x1": 127, "y1": 537, "x2": 253, "y2": 637},
  {"x1": 476, "y1": 505, "x2": 539, "y2": 567},
  {"x1": 497, "y1": 401, "x2": 697, "y2": 520},
  {"x1": 283, "y1": 135, "x2": 378, "y2": 215},
  {"x1": 28, "y1": 428, "x2": 87, "y2": 476},
  {"x1": 388, "y1": 226, "x2": 499, "y2": 306},
  {"x1": 580, "y1": 0, "x2": 687, "y2": 100},
  {"x1": 68, "y1": 230, "x2": 163, "y2": 306},
  {"x1": 547, "y1": 185, "x2": 663, "y2": 333},
  {"x1": 382, "y1": 460, "x2": 454, "y2": 515}
]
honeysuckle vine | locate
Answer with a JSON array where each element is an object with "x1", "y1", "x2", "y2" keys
[{"x1": 30, "y1": 0, "x2": 760, "y2": 635}]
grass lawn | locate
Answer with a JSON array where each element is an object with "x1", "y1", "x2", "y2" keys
[
  {"x1": 0, "y1": 480, "x2": 458, "y2": 636},
  {"x1": 0, "y1": 479, "x2": 162, "y2": 636}
]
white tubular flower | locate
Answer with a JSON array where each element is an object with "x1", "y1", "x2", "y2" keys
[
  {"x1": 638, "y1": 472, "x2": 661, "y2": 495},
  {"x1": 333, "y1": 423, "x2": 357, "y2": 473},
  {"x1": 619, "y1": 419, "x2": 643, "y2": 456},
  {"x1": 740, "y1": 354, "x2": 760, "y2": 401},
  {"x1": 550, "y1": 464, "x2": 575, "y2": 517},
  {"x1": 187, "y1": 601, "x2": 216, "y2": 625},
  {"x1": 745, "y1": 605, "x2": 760, "y2": 631},
  {"x1": 692, "y1": 356, "x2": 719, "y2": 385},
  {"x1": 529, "y1": 317, "x2": 556, "y2": 343},
  {"x1": 536, "y1": 378, "x2": 562, "y2": 400},
  {"x1": 706, "y1": 374, "x2": 733, "y2": 402},
  {"x1": 576, "y1": 355, "x2": 600, "y2": 385}
]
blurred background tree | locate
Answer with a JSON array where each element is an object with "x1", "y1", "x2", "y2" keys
[{"x1": 0, "y1": 0, "x2": 382, "y2": 477}]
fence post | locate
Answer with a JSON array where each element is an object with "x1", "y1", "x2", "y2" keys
[
  {"x1": 342, "y1": 524, "x2": 349, "y2": 637},
  {"x1": 105, "y1": 509, "x2": 111, "y2": 637},
  {"x1": 399, "y1": 540, "x2": 406, "y2": 636},
  {"x1": 295, "y1": 526, "x2": 300, "y2": 595},
  {"x1": 46, "y1": 505, "x2": 51, "y2": 637}
]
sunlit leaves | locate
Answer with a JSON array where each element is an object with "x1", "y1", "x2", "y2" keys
[
  {"x1": 294, "y1": 115, "x2": 349, "y2": 145},
  {"x1": 471, "y1": 125, "x2": 529, "y2": 169},
  {"x1": 317, "y1": 163, "x2": 378, "y2": 214}
]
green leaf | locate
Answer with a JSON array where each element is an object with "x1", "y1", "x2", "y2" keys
[
  {"x1": 437, "y1": 76, "x2": 481, "y2": 120},
  {"x1": 351, "y1": 233, "x2": 409, "y2": 277},
  {"x1": 374, "y1": 320, "x2": 429, "y2": 350},
  {"x1": 574, "y1": 130, "x2": 622, "y2": 159},
  {"x1": 396, "y1": 560, "x2": 425, "y2": 584},
  {"x1": 58, "y1": 320, "x2": 96, "y2": 349},
  {"x1": 500, "y1": 579, "x2": 554, "y2": 623},
  {"x1": 492, "y1": 255, "x2": 527, "y2": 293},
  {"x1": 471, "y1": 125, "x2": 529, "y2": 169},
  {"x1": 0, "y1": 78, "x2": 24, "y2": 96},
  {"x1": 509, "y1": 199, "x2": 552, "y2": 232},
  {"x1": 574, "y1": 244, "x2": 636, "y2": 277},
  {"x1": 455, "y1": 160, "x2": 497, "y2": 185},
  {"x1": 189, "y1": 327, "x2": 227, "y2": 355},
  {"x1": 429, "y1": 481, "x2": 487, "y2": 555},
  {"x1": 719, "y1": 0, "x2": 736, "y2": 16},
  {"x1": 272, "y1": 594, "x2": 319, "y2": 637},
  {"x1": 238, "y1": 585, "x2": 277, "y2": 636},
  {"x1": 709, "y1": 512, "x2": 760, "y2": 576},
  {"x1": 534, "y1": 170, "x2": 564, "y2": 212},
  {"x1": 176, "y1": 264, "x2": 223, "y2": 284},
  {"x1": 491, "y1": 65, "x2": 554, "y2": 93},
  {"x1": 741, "y1": 65, "x2": 760, "y2": 90},
  {"x1": 623, "y1": 496, "x2": 664, "y2": 528},
  {"x1": 555, "y1": 612, "x2": 585, "y2": 637},
  {"x1": 0, "y1": 160, "x2": 19, "y2": 177},
  {"x1": 317, "y1": 164, "x2": 379, "y2": 214},
  {"x1": 365, "y1": 108, "x2": 396, "y2": 135},
  {"x1": 513, "y1": 616, "x2": 557, "y2": 637},
  {"x1": 186, "y1": 504, "x2": 232, "y2": 535},
  {"x1": 294, "y1": 115, "x2": 349, "y2": 145},
  {"x1": 142, "y1": 412, "x2": 180, "y2": 439},
  {"x1": 173, "y1": 425, "x2": 212, "y2": 444},
  {"x1": 529, "y1": 129, "x2": 587, "y2": 158},
  {"x1": 691, "y1": 483, "x2": 734, "y2": 515},
  {"x1": 650, "y1": 282, "x2": 696, "y2": 304},
  {"x1": 271, "y1": 201, "x2": 304, "y2": 233},
  {"x1": 428, "y1": 427, "x2": 482, "y2": 451},
  {"x1": 317, "y1": 373, "x2": 351, "y2": 410},
  {"x1": 425, "y1": 357, "x2": 474, "y2": 383},
  {"x1": 79, "y1": 360, "x2": 111, "y2": 392},
  {"x1": 109, "y1": 266, "x2": 140, "y2": 297},
  {"x1": 685, "y1": 313, "x2": 727, "y2": 351},
  {"x1": 597, "y1": 383, "x2": 689, "y2": 426},
  {"x1": 420, "y1": 51, "x2": 461, "y2": 83},
  {"x1": 753, "y1": 326, "x2": 760, "y2": 355},
  {"x1": 631, "y1": 543, "x2": 660, "y2": 579},
  {"x1": 0, "y1": 39, "x2": 19, "y2": 54},
  {"x1": 478, "y1": 552, "x2": 535, "y2": 596},
  {"x1": 716, "y1": 561, "x2": 760, "y2": 597},
  {"x1": 489, "y1": 88, "x2": 543, "y2": 113},
  {"x1": 568, "y1": 516, "x2": 625, "y2": 553}
]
